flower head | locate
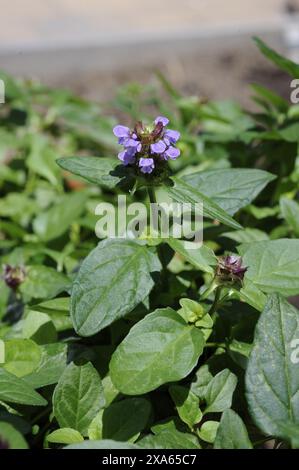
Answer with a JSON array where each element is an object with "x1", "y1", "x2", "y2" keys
[
  {"x1": 2, "y1": 264, "x2": 26, "y2": 290},
  {"x1": 113, "y1": 116, "x2": 181, "y2": 175},
  {"x1": 216, "y1": 254, "x2": 247, "y2": 284}
]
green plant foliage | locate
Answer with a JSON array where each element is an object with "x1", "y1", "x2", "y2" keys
[{"x1": 0, "y1": 37, "x2": 299, "y2": 450}]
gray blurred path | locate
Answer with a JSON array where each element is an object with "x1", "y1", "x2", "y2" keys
[
  {"x1": 0, "y1": 0, "x2": 292, "y2": 51},
  {"x1": 0, "y1": 0, "x2": 298, "y2": 105}
]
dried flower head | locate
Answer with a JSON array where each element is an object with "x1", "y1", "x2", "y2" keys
[
  {"x1": 113, "y1": 116, "x2": 181, "y2": 175},
  {"x1": 216, "y1": 254, "x2": 247, "y2": 284},
  {"x1": 2, "y1": 264, "x2": 26, "y2": 290}
]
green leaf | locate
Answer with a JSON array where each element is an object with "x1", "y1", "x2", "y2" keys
[
  {"x1": 151, "y1": 417, "x2": 187, "y2": 435},
  {"x1": 246, "y1": 294, "x2": 299, "y2": 436},
  {"x1": 251, "y1": 83, "x2": 288, "y2": 111},
  {"x1": 198, "y1": 421, "x2": 219, "y2": 444},
  {"x1": 2, "y1": 339, "x2": 41, "y2": 377},
  {"x1": 27, "y1": 135, "x2": 61, "y2": 186},
  {"x1": 275, "y1": 421, "x2": 299, "y2": 449},
  {"x1": 65, "y1": 440, "x2": 139, "y2": 449},
  {"x1": 24, "y1": 343, "x2": 67, "y2": 388},
  {"x1": 239, "y1": 279, "x2": 267, "y2": 312},
  {"x1": 280, "y1": 198, "x2": 299, "y2": 236},
  {"x1": 71, "y1": 239, "x2": 161, "y2": 336},
  {"x1": 169, "y1": 385, "x2": 202, "y2": 430},
  {"x1": 245, "y1": 204, "x2": 279, "y2": 220},
  {"x1": 20, "y1": 266, "x2": 70, "y2": 301},
  {"x1": 110, "y1": 308, "x2": 205, "y2": 395},
  {"x1": 214, "y1": 409, "x2": 252, "y2": 449},
  {"x1": 204, "y1": 369, "x2": 237, "y2": 414},
  {"x1": 102, "y1": 398, "x2": 151, "y2": 442},
  {"x1": 102, "y1": 375, "x2": 119, "y2": 407},
  {"x1": 166, "y1": 239, "x2": 217, "y2": 273},
  {"x1": 183, "y1": 168, "x2": 275, "y2": 215},
  {"x1": 139, "y1": 429, "x2": 200, "y2": 449},
  {"x1": 239, "y1": 239, "x2": 299, "y2": 296},
  {"x1": 88, "y1": 410, "x2": 104, "y2": 440},
  {"x1": 33, "y1": 192, "x2": 87, "y2": 242},
  {"x1": 0, "y1": 422, "x2": 28, "y2": 449},
  {"x1": 254, "y1": 37, "x2": 299, "y2": 78},
  {"x1": 0, "y1": 369, "x2": 47, "y2": 406},
  {"x1": 279, "y1": 123, "x2": 299, "y2": 142},
  {"x1": 47, "y1": 428, "x2": 84, "y2": 445},
  {"x1": 0, "y1": 411, "x2": 31, "y2": 435},
  {"x1": 228, "y1": 340, "x2": 252, "y2": 369},
  {"x1": 0, "y1": 193, "x2": 38, "y2": 225},
  {"x1": 222, "y1": 228, "x2": 269, "y2": 244},
  {"x1": 23, "y1": 311, "x2": 57, "y2": 344},
  {"x1": 191, "y1": 365, "x2": 213, "y2": 400},
  {"x1": 30, "y1": 297, "x2": 72, "y2": 332},
  {"x1": 56, "y1": 156, "x2": 129, "y2": 189},
  {"x1": 53, "y1": 362, "x2": 105, "y2": 435},
  {"x1": 167, "y1": 177, "x2": 242, "y2": 229}
]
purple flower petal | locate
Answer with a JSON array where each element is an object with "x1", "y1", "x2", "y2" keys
[
  {"x1": 226, "y1": 255, "x2": 241, "y2": 266},
  {"x1": 118, "y1": 150, "x2": 135, "y2": 165},
  {"x1": 124, "y1": 138, "x2": 140, "y2": 148},
  {"x1": 118, "y1": 136, "x2": 129, "y2": 145},
  {"x1": 165, "y1": 146, "x2": 180, "y2": 160},
  {"x1": 165, "y1": 129, "x2": 180, "y2": 143},
  {"x1": 155, "y1": 116, "x2": 169, "y2": 126},
  {"x1": 113, "y1": 125, "x2": 130, "y2": 138},
  {"x1": 139, "y1": 157, "x2": 155, "y2": 174},
  {"x1": 151, "y1": 140, "x2": 166, "y2": 154}
]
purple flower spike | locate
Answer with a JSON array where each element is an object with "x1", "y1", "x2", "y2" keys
[
  {"x1": 139, "y1": 158, "x2": 155, "y2": 174},
  {"x1": 151, "y1": 140, "x2": 166, "y2": 154},
  {"x1": 113, "y1": 125, "x2": 130, "y2": 138},
  {"x1": 165, "y1": 146, "x2": 180, "y2": 160},
  {"x1": 155, "y1": 116, "x2": 169, "y2": 126},
  {"x1": 113, "y1": 116, "x2": 181, "y2": 174}
]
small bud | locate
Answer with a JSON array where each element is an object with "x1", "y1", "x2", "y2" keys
[
  {"x1": 0, "y1": 436, "x2": 10, "y2": 449},
  {"x1": 216, "y1": 254, "x2": 247, "y2": 285},
  {"x1": 2, "y1": 264, "x2": 26, "y2": 290}
]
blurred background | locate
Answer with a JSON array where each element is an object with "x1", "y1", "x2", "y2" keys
[{"x1": 1, "y1": 0, "x2": 299, "y2": 104}]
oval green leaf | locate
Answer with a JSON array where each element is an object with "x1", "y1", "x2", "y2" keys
[
  {"x1": 71, "y1": 239, "x2": 161, "y2": 336},
  {"x1": 246, "y1": 294, "x2": 299, "y2": 436},
  {"x1": 110, "y1": 308, "x2": 205, "y2": 395},
  {"x1": 53, "y1": 362, "x2": 105, "y2": 435}
]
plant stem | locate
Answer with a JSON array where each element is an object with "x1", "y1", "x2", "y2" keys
[
  {"x1": 31, "y1": 406, "x2": 51, "y2": 426},
  {"x1": 147, "y1": 186, "x2": 157, "y2": 205},
  {"x1": 200, "y1": 279, "x2": 218, "y2": 301},
  {"x1": 147, "y1": 187, "x2": 168, "y2": 276},
  {"x1": 205, "y1": 342, "x2": 226, "y2": 349},
  {"x1": 147, "y1": 186, "x2": 160, "y2": 233},
  {"x1": 209, "y1": 285, "x2": 223, "y2": 316}
]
